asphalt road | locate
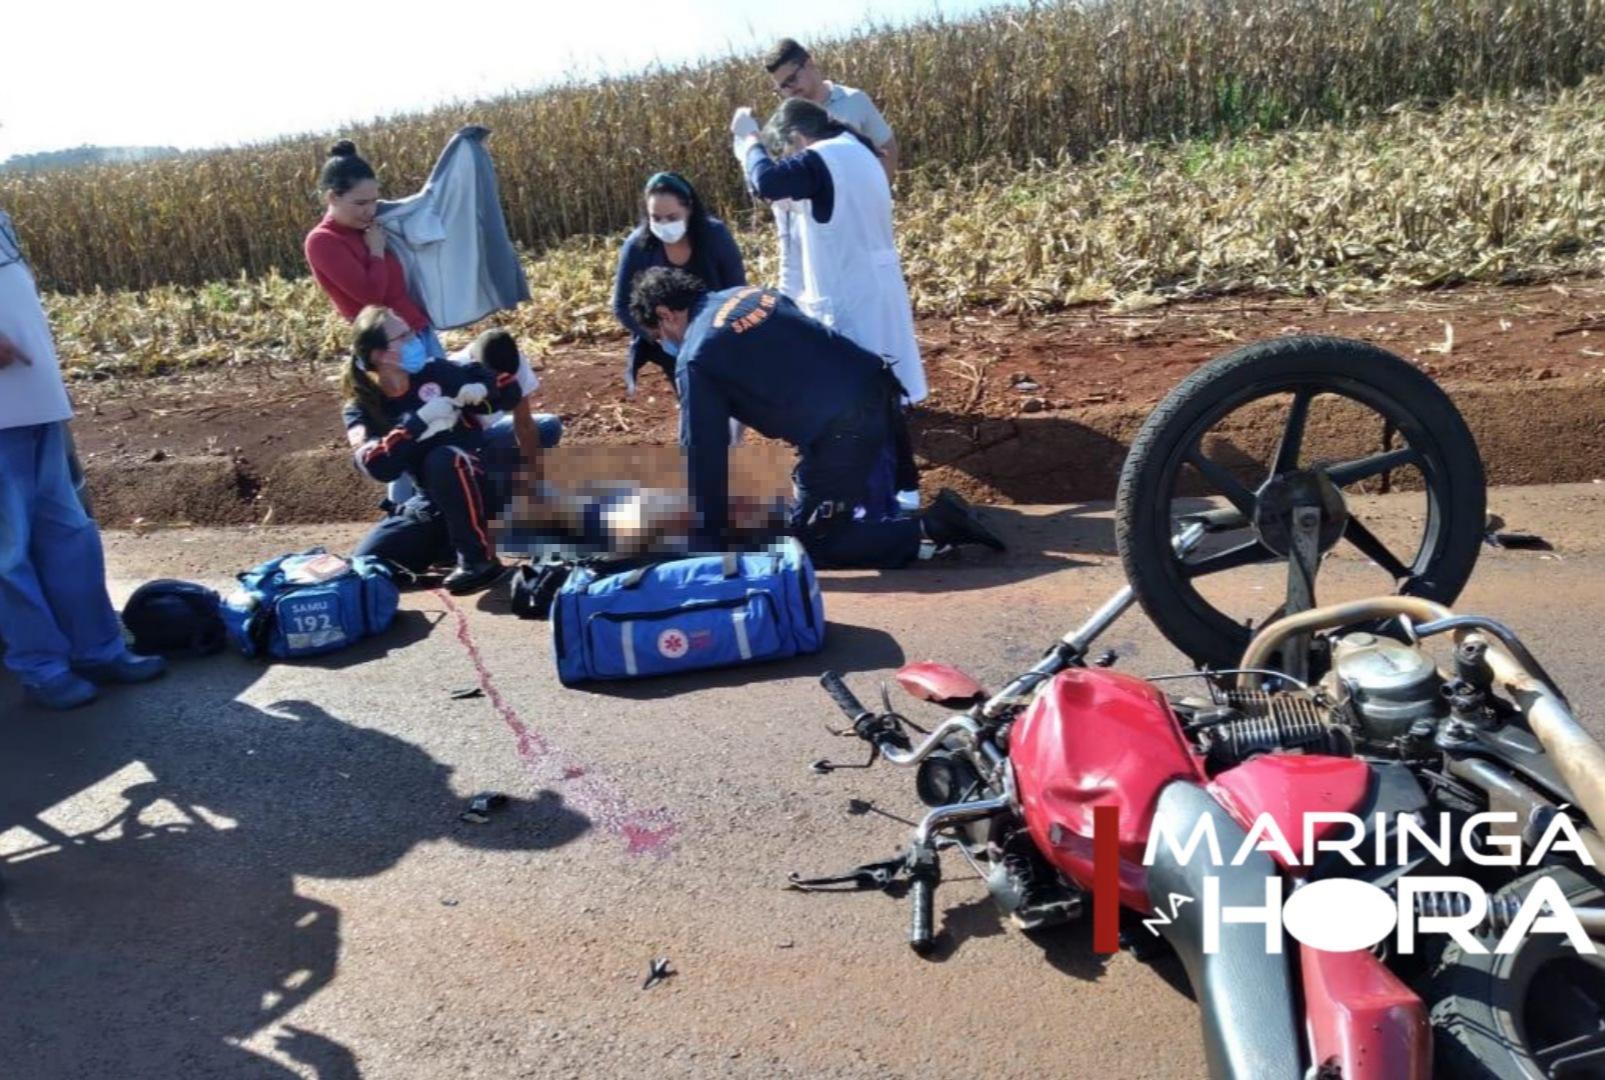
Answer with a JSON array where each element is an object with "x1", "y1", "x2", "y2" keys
[{"x1": 4, "y1": 485, "x2": 1605, "y2": 1079}]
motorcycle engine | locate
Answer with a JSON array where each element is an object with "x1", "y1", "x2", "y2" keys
[{"x1": 1324, "y1": 632, "x2": 1446, "y2": 743}]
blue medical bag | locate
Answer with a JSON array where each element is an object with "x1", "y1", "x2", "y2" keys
[
  {"x1": 551, "y1": 540, "x2": 825, "y2": 685},
  {"x1": 221, "y1": 549, "x2": 400, "y2": 660}
]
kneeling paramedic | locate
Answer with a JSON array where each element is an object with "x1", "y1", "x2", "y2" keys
[
  {"x1": 343, "y1": 306, "x2": 525, "y2": 593},
  {"x1": 628, "y1": 268, "x2": 1003, "y2": 567}
]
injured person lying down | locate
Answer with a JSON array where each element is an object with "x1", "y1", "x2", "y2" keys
[{"x1": 496, "y1": 443, "x2": 792, "y2": 560}]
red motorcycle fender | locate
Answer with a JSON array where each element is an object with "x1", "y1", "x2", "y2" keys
[
  {"x1": 1300, "y1": 945, "x2": 1430, "y2": 1080},
  {"x1": 893, "y1": 661, "x2": 985, "y2": 706}
]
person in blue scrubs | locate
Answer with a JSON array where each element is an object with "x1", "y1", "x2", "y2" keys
[{"x1": 0, "y1": 208, "x2": 166, "y2": 710}]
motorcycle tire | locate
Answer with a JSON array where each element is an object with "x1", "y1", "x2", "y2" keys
[
  {"x1": 1424, "y1": 866, "x2": 1605, "y2": 1080},
  {"x1": 1114, "y1": 335, "x2": 1485, "y2": 670}
]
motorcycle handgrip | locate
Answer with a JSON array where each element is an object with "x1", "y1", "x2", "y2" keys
[
  {"x1": 908, "y1": 876, "x2": 936, "y2": 955},
  {"x1": 819, "y1": 671, "x2": 872, "y2": 724}
]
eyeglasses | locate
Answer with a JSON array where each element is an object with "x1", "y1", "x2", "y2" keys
[
  {"x1": 385, "y1": 329, "x2": 415, "y2": 347},
  {"x1": 774, "y1": 64, "x2": 805, "y2": 94}
]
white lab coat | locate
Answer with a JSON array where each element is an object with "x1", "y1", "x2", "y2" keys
[{"x1": 790, "y1": 134, "x2": 926, "y2": 403}]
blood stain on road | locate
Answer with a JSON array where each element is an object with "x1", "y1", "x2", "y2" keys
[{"x1": 434, "y1": 590, "x2": 677, "y2": 856}]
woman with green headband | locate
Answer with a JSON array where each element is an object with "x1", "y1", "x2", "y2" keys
[{"x1": 611, "y1": 171, "x2": 746, "y2": 394}]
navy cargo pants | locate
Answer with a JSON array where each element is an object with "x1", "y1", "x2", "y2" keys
[{"x1": 790, "y1": 389, "x2": 922, "y2": 569}]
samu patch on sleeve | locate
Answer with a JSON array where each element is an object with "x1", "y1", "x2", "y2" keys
[{"x1": 712, "y1": 287, "x2": 778, "y2": 334}]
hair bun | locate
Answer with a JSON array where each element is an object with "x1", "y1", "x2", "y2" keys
[{"x1": 328, "y1": 139, "x2": 359, "y2": 158}]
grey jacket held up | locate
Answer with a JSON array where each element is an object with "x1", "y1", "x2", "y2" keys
[{"x1": 377, "y1": 126, "x2": 530, "y2": 330}]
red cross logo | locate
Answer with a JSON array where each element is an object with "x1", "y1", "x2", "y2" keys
[{"x1": 657, "y1": 628, "x2": 689, "y2": 659}]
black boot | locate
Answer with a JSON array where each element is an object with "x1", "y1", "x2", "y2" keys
[
  {"x1": 444, "y1": 556, "x2": 506, "y2": 595},
  {"x1": 921, "y1": 489, "x2": 1006, "y2": 552}
]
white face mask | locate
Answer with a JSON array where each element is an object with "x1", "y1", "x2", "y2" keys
[{"x1": 650, "y1": 219, "x2": 687, "y2": 244}]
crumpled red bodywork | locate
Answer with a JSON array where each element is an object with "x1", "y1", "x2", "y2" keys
[
  {"x1": 1011, "y1": 668, "x2": 1423, "y2": 1076},
  {"x1": 1011, "y1": 668, "x2": 1205, "y2": 911},
  {"x1": 1301, "y1": 944, "x2": 1431, "y2": 1080},
  {"x1": 1208, "y1": 754, "x2": 1374, "y2": 872}
]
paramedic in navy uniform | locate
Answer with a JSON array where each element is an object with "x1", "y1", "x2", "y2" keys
[
  {"x1": 341, "y1": 305, "x2": 524, "y2": 594},
  {"x1": 627, "y1": 268, "x2": 1002, "y2": 568}
]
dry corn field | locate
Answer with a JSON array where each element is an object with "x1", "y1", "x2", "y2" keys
[
  {"x1": 7, "y1": 0, "x2": 1605, "y2": 296},
  {"x1": 40, "y1": 75, "x2": 1605, "y2": 379}
]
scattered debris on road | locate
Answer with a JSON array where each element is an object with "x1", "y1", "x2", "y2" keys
[
  {"x1": 1484, "y1": 514, "x2": 1554, "y2": 551},
  {"x1": 449, "y1": 687, "x2": 486, "y2": 700},
  {"x1": 459, "y1": 791, "x2": 508, "y2": 823},
  {"x1": 642, "y1": 957, "x2": 675, "y2": 990}
]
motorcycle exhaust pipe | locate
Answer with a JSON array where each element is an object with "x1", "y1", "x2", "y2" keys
[
  {"x1": 1474, "y1": 638, "x2": 1605, "y2": 843},
  {"x1": 1238, "y1": 597, "x2": 1454, "y2": 678}
]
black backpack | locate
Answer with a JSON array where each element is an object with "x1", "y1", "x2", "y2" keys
[
  {"x1": 508, "y1": 558, "x2": 573, "y2": 620},
  {"x1": 122, "y1": 579, "x2": 227, "y2": 657},
  {"x1": 508, "y1": 554, "x2": 666, "y2": 620}
]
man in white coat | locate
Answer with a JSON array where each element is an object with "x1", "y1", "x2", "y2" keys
[{"x1": 759, "y1": 38, "x2": 899, "y2": 324}]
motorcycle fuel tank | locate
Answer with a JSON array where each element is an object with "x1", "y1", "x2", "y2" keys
[{"x1": 1011, "y1": 668, "x2": 1205, "y2": 911}]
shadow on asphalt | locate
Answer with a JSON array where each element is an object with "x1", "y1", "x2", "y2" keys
[
  {"x1": 0, "y1": 647, "x2": 588, "y2": 1079},
  {"x1": 922, "y1": 893, "x2": 1196, "y2": 1001}
]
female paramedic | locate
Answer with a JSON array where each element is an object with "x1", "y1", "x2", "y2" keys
[
  {"x1": 610, "y1": 171, "x2": 746, "y2": 395},
  {"x1": 341, "y1": 306, "x2": 524, "y2": 595},
  {"x1": 305, "y1": 140, "x2": 560, "y2": 485}
]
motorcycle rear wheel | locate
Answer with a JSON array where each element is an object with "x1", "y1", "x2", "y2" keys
[
  {"x1": 1114, "y1": 335, "x2": 1485, "y2": 670},
  {"x1": 1425, "y1": 867, "x2": 1605, "y2": 1079}
]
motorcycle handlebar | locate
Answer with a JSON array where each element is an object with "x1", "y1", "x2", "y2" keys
[
  {"x1": 819, "y1": 672, "x2": 985, "y2": 767},
  {"x1": 908, "y1": 875, "x2": 937, "y2": 954},
  {"x1": 819, "y1": 671, "x2": 872, "y2": 725}
]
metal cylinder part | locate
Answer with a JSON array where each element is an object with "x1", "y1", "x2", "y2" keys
[{"x1": 1239, "y1": 599, "x2": 1605, "y2": 839}]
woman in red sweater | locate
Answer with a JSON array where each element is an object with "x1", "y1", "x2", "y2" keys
[
  {"x1": 304, "y1": 140, "x2": 561, "y2": 508},
  {"x1": 304, "y1": 140, "x2": 445, "y2": 360}
]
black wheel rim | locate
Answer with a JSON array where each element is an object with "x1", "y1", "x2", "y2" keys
[{"x1": 1144, "y1": 373, "x2": 1455, "y2": 642}]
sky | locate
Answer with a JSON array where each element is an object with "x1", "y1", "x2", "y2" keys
[{"x1": 1, "y1": 0, "x2": 1009, "y2": 160}]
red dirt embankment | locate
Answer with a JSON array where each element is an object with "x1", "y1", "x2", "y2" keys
[{"x1": 70, "y1": 282, "x2": 1605, "y2": 526}]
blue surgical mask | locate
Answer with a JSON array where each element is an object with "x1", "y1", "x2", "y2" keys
[
  {"x1": 397, "y1": 336, "x2": 429, "y2": 374},
  {"x1": 661, "y1": 337, "x2": 681, "y2": 359}
]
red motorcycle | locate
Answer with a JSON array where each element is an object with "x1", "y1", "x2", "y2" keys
[{"x1": 797, "y1": 338, "x2": 1605, "y2": 1079}]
